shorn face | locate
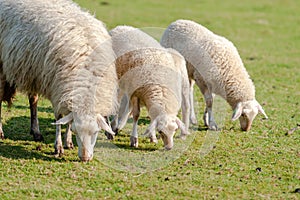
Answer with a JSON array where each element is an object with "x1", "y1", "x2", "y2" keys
[
  {"x1": 71, "y1": 114, "x2": 100, "y2": 161},
  {"x1": 238, "y1": 105, "x2": 259, "y2": 131},
  {"x1": 232, "y1": 100, "x2": 268, "y2": 131},
  {"x1": 54, "y1": 112, "x2": 115, "y2": 162},
  {"x1": 156, "y1": 115, "x2": 179, "y2": 150}
]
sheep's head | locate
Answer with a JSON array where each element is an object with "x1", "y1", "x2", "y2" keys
[
  {"x1": 232, "y1": 100, "x2": 268, "y2": 131},
  {"x1": 53, "y1": 112, "x2": 114, "y2": 162},
  {"x1": 144, "y1": 114, "x2": 187, "y2": 150}
]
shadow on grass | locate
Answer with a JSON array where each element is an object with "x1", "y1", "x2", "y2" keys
[
  {"x1": 2, "y1": 103, "x2": 53, "y2": 113},
  {"x1": 3, "y1": 116, "x2": 55, "y2": 143},
  {"x1": 109, "y1": 142, "x2": 159, "y2": 152},
  {"x1": 109, "y1": 116, "x2": 160, "y2": 151},
  {"x1": 2, "y1": 116, "x2": 76, "y2": 145},
  {"x1": 1, "y1": 114, "x2": 155, "y2": 161},
  {"x1": 13, "y1": 105, "x2": 53, "y2": 113},
  {"x1": 1, "y1": 115, "x2": 79, "y2": 161},
  {"x1": 0, "y1": 141, "x2": 71, "y2": 162}
]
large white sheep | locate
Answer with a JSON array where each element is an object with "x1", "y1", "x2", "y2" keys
[
  {"x1": 161, "y1": 19, "x2": 268, "y2": 131},
  {"x1": 0, "y1": 0, "x2": 118, "y2": 161},
  {"x1": 109, "y1": 25, "x2": 190, "y2": 149}
]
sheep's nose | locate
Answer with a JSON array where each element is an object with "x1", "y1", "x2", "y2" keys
[
  {"x1": 164, "y1": 146, "x2": 173, "y2": 150},
  {"x1": 80, "y1": 156, "x2": 92, "y2": 162},
  {"x1": 241, "y1": 122, "x2": 252, "y2": 131},
  {"x1": 80, "y1": 147, "x2": 93, "y2": 162}
]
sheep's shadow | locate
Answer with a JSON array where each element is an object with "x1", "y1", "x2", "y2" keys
[
  {"x1": 13, "y1": 104, "x2": 53, "y2": 113},
  {"x1": 1, "y1": 115, "x2": 78, "y2": 161},
  {"x1": 0, "y1": 141, "x2": 72, "y2": 161},
  {"x1": 3, "y1": 116, "x2": 59, "y2": 144},
  {"x1": 105, "y1": 136, "x2": 160, "y2": 152}
]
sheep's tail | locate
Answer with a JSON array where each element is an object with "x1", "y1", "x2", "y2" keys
[{"x1": 2, "y1": 82, "x2": 16, "y2": 108}]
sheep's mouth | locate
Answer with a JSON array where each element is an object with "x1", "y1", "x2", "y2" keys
[
  {"x1": 158, "y1": 131, "x2": 173, "y2": 150},
  {"x1": 240, "y1": 114, "x2": 251, "y2": 131}
]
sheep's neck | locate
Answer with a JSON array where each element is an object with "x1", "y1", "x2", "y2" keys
[{"x1": 147, "y1": 104, "x2": 167, "y2": 120}]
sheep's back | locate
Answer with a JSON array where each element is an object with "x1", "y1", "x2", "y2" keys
[
  {"x1": 0, "y1": 0, "x2": 117, "y2": 116},
  {"x1": 161, "y1": 19, "x2": 255, "y2": 103}
]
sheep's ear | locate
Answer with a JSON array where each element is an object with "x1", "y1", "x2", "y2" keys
[
  {"x1": 232, "y1": 102, "x2": 243, "y2": 121},
  {"x1": 143, "y1": 118, "x2": 158, "y2": 137},
  {"x1": 51, "y1": 112, "x2": 73, "y2": 125},
  {"x1": 256, "y1": 101, "x2": 268, "y2": 119},
  {"x1": 97, "y1": 114, "x2": 115, "y2": 136}
]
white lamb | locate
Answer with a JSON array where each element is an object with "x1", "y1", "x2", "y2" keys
[
  {"x1": 109, "y1": 25, "x2": 190, "y2": 149},
  {"x1": 161, "y1": 19, "x2": 268, "y2": 131},
  {"x1": 0, "y1": 0, "x2": 118, "y2": 161}
]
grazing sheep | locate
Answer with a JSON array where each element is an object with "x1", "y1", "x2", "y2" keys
[
  {"x1": 161, "y1": 19, "x2": 268, "y2": 131},
  {"x1": 0, "y1": 0, "x2": 118, "y2": 161},
  {"x1": 109, "y1": 25, "x2": 190, "y2": 149}
]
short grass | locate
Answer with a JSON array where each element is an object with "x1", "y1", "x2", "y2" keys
[{"x1": 0, "y1": 0, "x2": 299, "y2": 199}]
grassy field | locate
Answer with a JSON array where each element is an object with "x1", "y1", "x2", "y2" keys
[{"x1": 0, "y1": 0, "x2": 299, "y2": 199}]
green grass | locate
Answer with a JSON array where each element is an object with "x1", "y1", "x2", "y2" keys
[{"x1": 0, "y1": 0, "x2": 299, "y2": 199}]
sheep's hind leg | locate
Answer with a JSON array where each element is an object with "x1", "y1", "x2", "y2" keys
[
  {"x1": 195, "y1": 76, "x2": 218, "y2": 130},
  {"x1": 130, "y1": 97, "x2": 139, "y2": 148}
]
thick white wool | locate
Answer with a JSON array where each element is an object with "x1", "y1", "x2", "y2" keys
[
  {"x1": 161, "y1": 19, "x2": 255, "y2": 108},
  {"x1": 110, "y1": 26, "x2": 187, "y2": 117},
  {"x1": 0, "y1": 0, "x2": 118, "y2": 116}
]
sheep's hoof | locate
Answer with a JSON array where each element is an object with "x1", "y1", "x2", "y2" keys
[
  {"x1": 64, "y1": 141, "x2": 74, "y2": 149},
  {"x1": 105, "y1": 131, "x2": 114, "y2": 140},
  {"x1": 208, "y1": 124, "x2": 218, "y2": 131},
  {"x1": 32, "y1": 132, "x2": 44, "y2": 142},
  {"x1": 112, "y1": 127, "x2": 119, "y2": 135},
  {"x1": 150, "y1": 136, "x2": 158, "y2": 144},
  {"x1": 130, "y1": 136, "x2": 138, "y2": 148},
  {"x1": 54, "y1": 146, "x2": 64, "y2": 157},
  {"x1": 178, "y1": 134, "x2": 187, "y2": 140},
  {"x1": 190, "y1": 117, "x2": 198, "y2": 125}
]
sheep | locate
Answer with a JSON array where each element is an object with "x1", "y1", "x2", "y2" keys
[
  {"x1": 160, "y1": 19, "x2": 268, "y2": 131},
  {"x1": 0, "y1": 0, "x2": 118, "y2": 161},
  {"x1": 109, "y1": 25, "x2": 190, "y2": 149}
]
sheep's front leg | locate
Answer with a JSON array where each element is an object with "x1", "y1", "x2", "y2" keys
[
  {"x1": 130, "y1": 97, "x2": 140, "y2": 148},
  {"x1": 64, "y1": 123, "x2": 74, "y2": 149},
  {"x1": 0, "y1": 102, "x2": 4, "y2": 140},
  {"x1": 28, "y1": 93, "x2": 44, "y2": 141},
  {"x1": 54, "y1": 115, "x2": 64, "y2": 157}
]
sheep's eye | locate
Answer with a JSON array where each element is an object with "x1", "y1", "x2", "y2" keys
[{"x1": 158, "y1": 130, "x2": 163, "y2": 134}]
